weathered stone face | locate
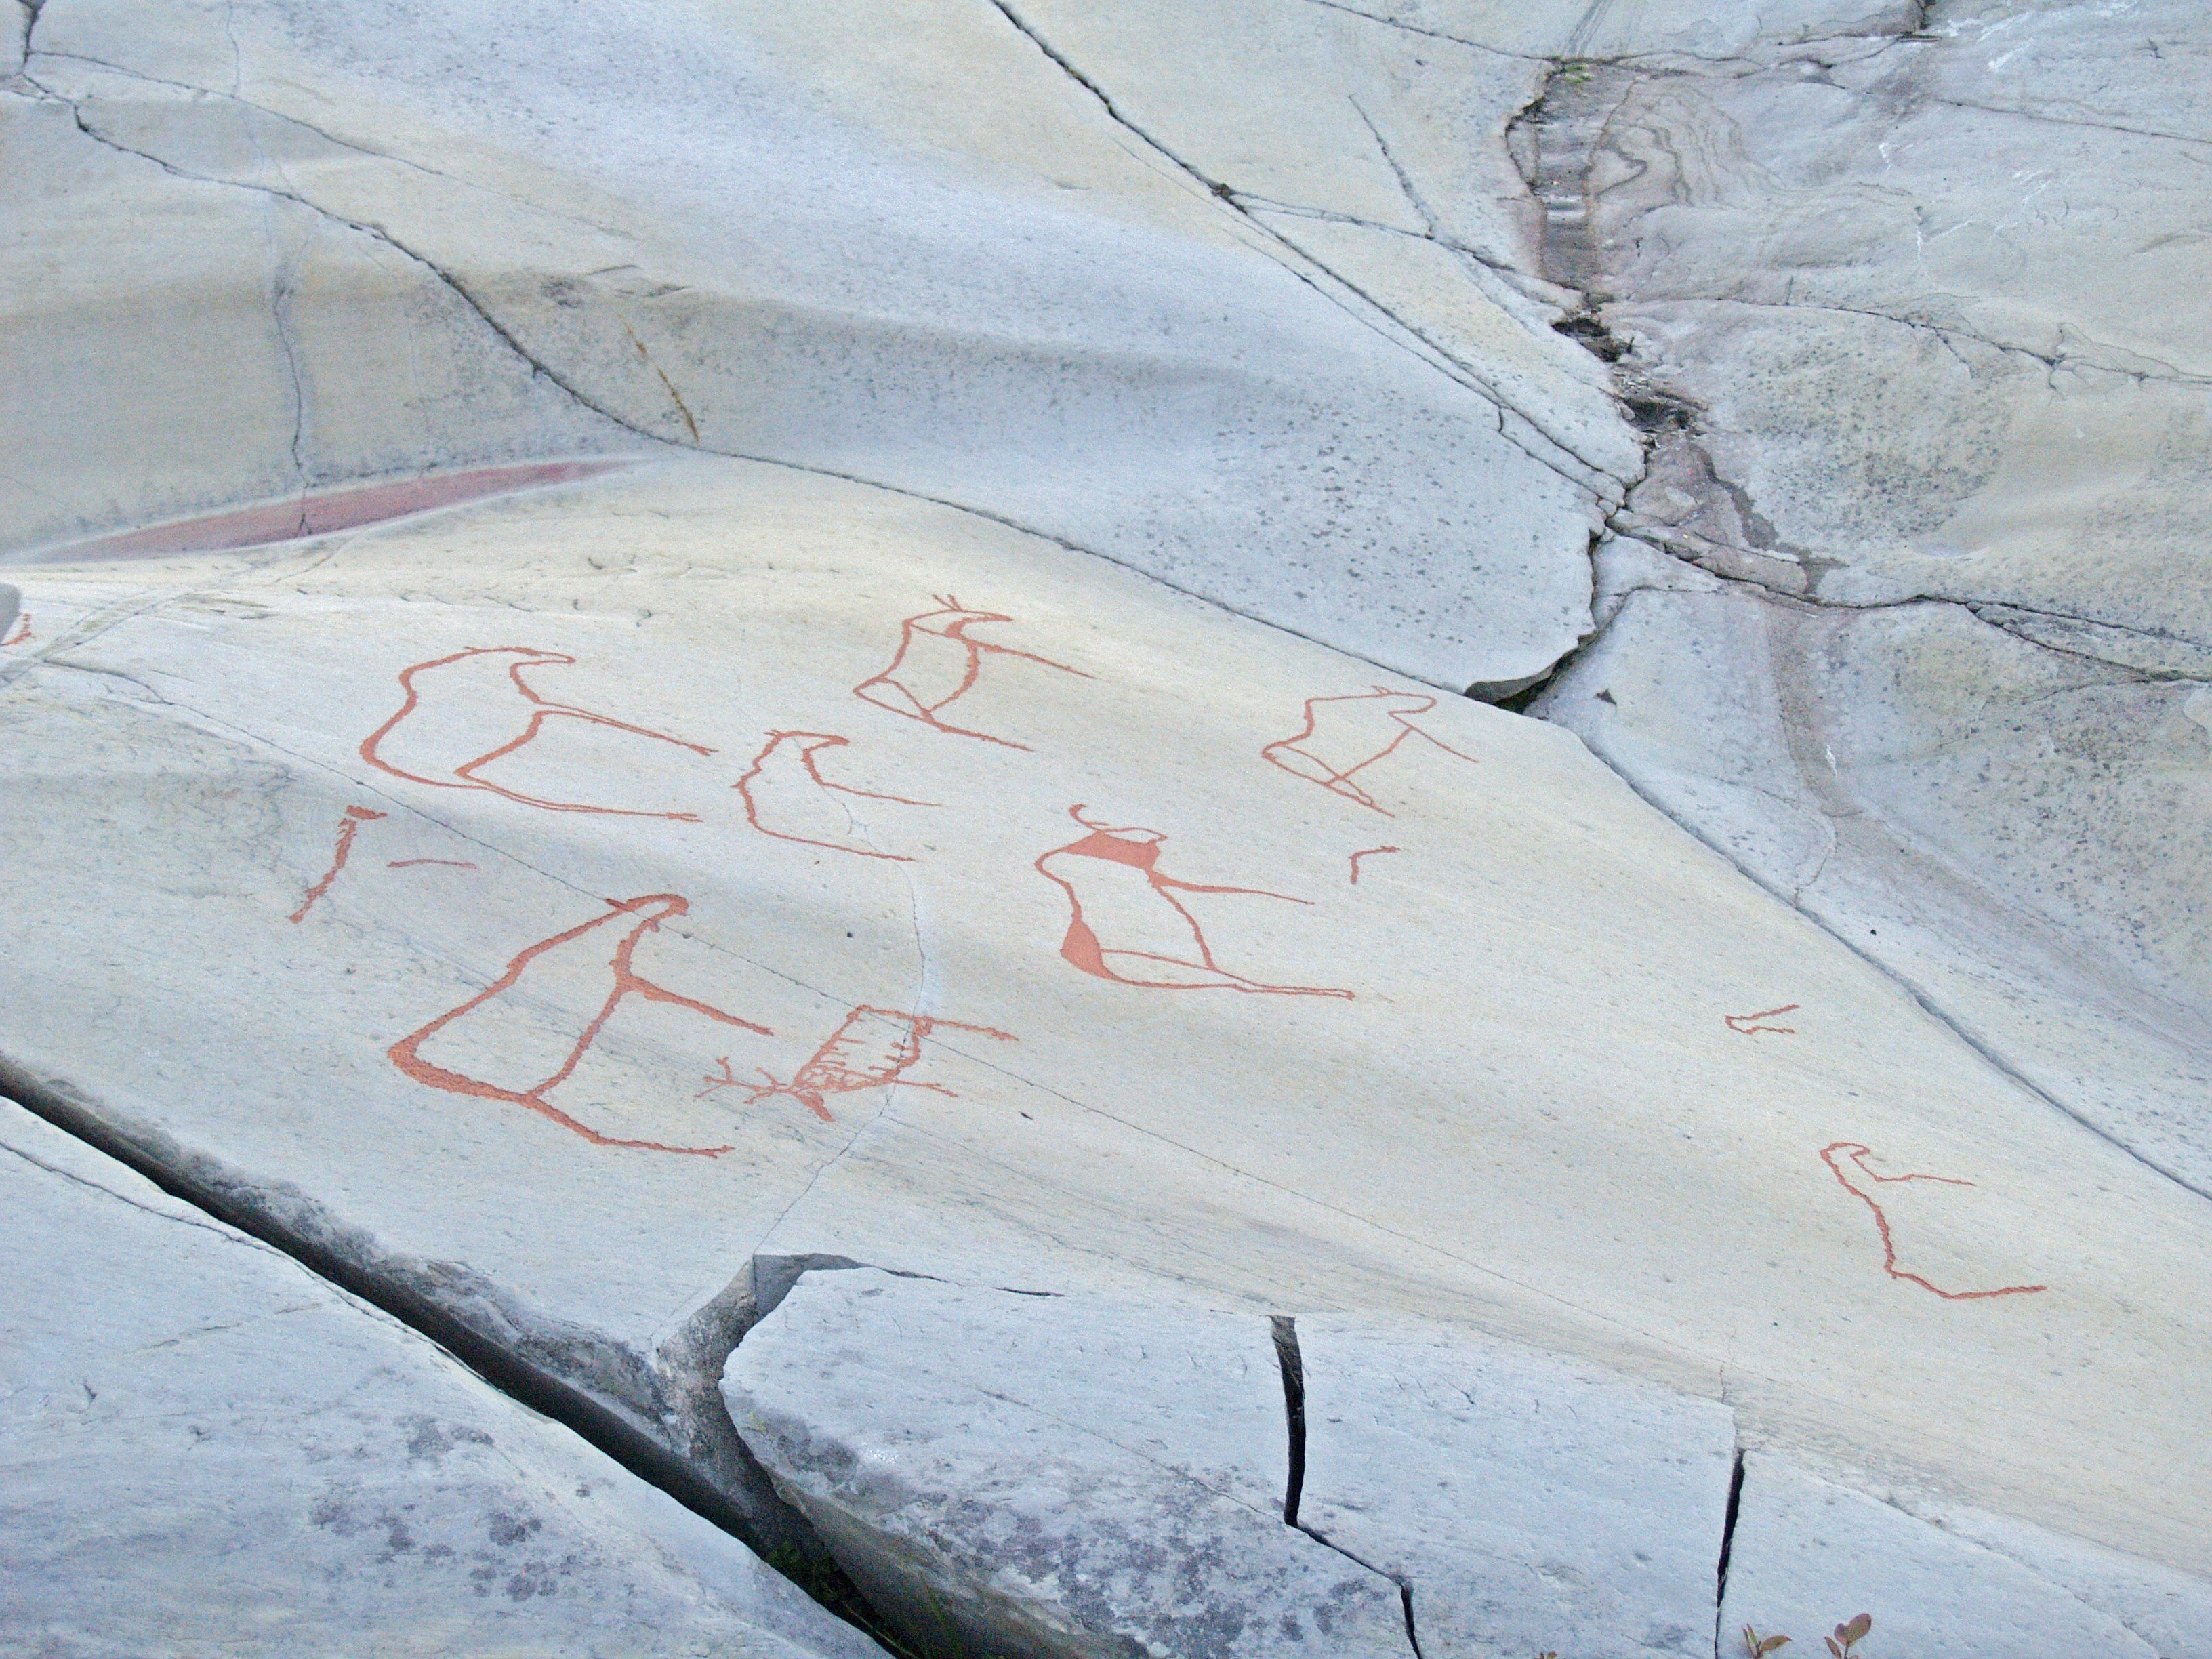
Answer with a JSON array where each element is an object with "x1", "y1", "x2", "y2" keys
[
  {"x1": 1519, "y1": 0, "x2": 2212, "y2": 1219},
  {"x1": 3, "y1": 0, "x2": 2209, "y2": 1653},
  {"x1": 0, "y1": 1098, "x2": 886, "y2": 1658},
  {"x1": 724, "y1": 1271, "x2": 1413, "y2": 1659},
  {"x1": 8, "y1": 453, "x2": 2205, "y2": 1599}
]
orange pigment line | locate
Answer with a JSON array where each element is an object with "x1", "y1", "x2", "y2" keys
[
  {"x1": 1034, "y1": 805, "x2": 1352, "y2": 998},
  {"x1": 289, "y1": 805, "x2": 387, "y2": 922},
  {"x1": 361, "y1": 645, "x2": 710, "y2": 819},
  {"x1": 1, "y1": 613, "x2": 30, "y2": 647},
  {"x1": 852, "y1": 594, "x2": 1089, "y2": 750},
  {"x1": 1726, "y1": 1003, "x2": 1801, "y2": 1036},
  {"x1": 388, "y1": 894, "x2": 771, "y2": 1155},
  {"x1": 1820, "y1": 1141, "x2": 2047, "y2": 1300},
  {"x1": 1262, "y1": 686, "x2": 1479, "y2": 815},
  {"x1": 727, "y1": 1005, "x2": 1018, "y2": 1122},
  {"x1": 734, "y1": 730, "x2": 937, "y2": 860},
  {"x1": 1348, "y1": 845, "x2": 1399, "y2": 883}
]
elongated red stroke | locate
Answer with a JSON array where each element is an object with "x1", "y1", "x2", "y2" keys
[
  {"x1": 1263, "y1": 687, "x2": 1479, "y2": 815},
  {"x1": 735, "y1": 731, "x2": 937, "y2": 861},
  {"x1": 702, "y1": 1005, "x2": 1017, "y2": 1122},
  {"x1": 290, "y1": 805, "x2": 387, "y2": 922},
  {"x1": 853, "y1": 595, "x2": 1089, "y2": 750},
  {"x1": 1033, "y1": 805, "x2": 1353, "y2": 997},
  {"x1": 361, "y1": 645, "x2": 712, "y2": 819},
  {"x1": 388, "y1": 894, "x2": 772, "y2": 1156},
  {"x1": 1820, "y1": 1141, "x2": 2047, "y2": 1300},
  {"x1": 1, "y1": 613, "x2": 30, "y2": 647},
  {"x1": 1347, "y1": 845, "x2": 1399, "y2": 884},
  {"x1": 1727, "y1": 1004, "x2": 1800, "y2": 1036}
]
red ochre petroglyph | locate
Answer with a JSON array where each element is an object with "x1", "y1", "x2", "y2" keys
[
  {"x1": 16, "y1": 460, "x2": 630, "y2": 565},
  {"x1": 853, "y1": 595, "x2": 1089, "y2": 750},
  {"x1": 1820, "y1": 1141, "x2": 2049, "y2": 1301},
  {"x1": 388, "y1": 894, "x2": 773, "y2": 1157},
  {"x1": 1727, "y1": 1004, "x2": 1801, "y2": 1036},
  {"x1": 388, "y1": 858, "x2": 478, "y2": 869},
  {"x1": 1, "y1": 613, "x2": 30, "y2": 647},
  {"x1": 290, "y1": 805, "x2": 387, "y2": 922},
  {"x1": 361, "y1": 645, "x2": 712, "y2": 819},
  {"x1": 1035, "y1": 806, "x2": 1353, "y2": 998},
  {"x1": 735, "y1": 731, "x2": 937, "y2": 861},
  {"x1": 1262, "y1": 687, "x2": 1481, "y2": 815},
  {"x1": 1348, "y1": 845, "x2": 1399, "y2": 884},
  {"x1": 699, "y1": 1006, "x2": 1017, "y2": 1122}
]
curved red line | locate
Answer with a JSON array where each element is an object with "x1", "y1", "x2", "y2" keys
[
  {"x1": 387, "y1": 894, "x2": 768, "y2": 1156},
  {"x1": 1820, "y1": 1142, "x2": 2047, "y2": 1300}
]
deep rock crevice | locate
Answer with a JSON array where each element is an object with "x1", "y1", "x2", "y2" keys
[
  {"x1": 0, "y1": 1057, "x2": 926, "y2": 1652},
  {"x1": 981, "y1": 1, "x2": 1631, "y2": 494}
]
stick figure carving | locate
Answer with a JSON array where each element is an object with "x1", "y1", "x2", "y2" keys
[
  {"x1": 388, "y1": 894, "x2": 772, "y2": 1156},
  {"x1": 853, "y1": 596, "x2": 1088, "y2": 750},
  {"x1": 735, "y1": 731, "x2": 937, "y2": 861},
  {"x1": 699, "y1": 1005, "x2": 1017, "y2": 1122},
  {"x1": 361, "y1": 646, "x2": 712, "y2": 819},
  {"x1": 290, "y1": 804, "x2": 387, "y2": 922},
  {"x1": 1820, "y1": 1141, "x2": 2048, "y2": 1300},
  {"x1": 1033, "y1": 806, "x2": 1353, "y2": 997},
  {"x1": 1262, "y1": 687, "x2": 1480, "y2": 814}
]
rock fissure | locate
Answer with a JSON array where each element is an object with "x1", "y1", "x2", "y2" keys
[
  {"x1": 1641, "y1": 291, "x2": 2212, "y2": 389},
  {"x1": 1713, "y1": 1447, "x2": 1746, "y2": 1659},
  {"x1": 1286, "y1": 0, "x2": 1549, "y2": 62},
  {"x1": 1520, "y1": 664, "x2": 2212, "y2": 1210},
  {"x1": 1502, "y1": 28, "x2": 2212, "y2": 1225},
  {"x1": 1294, "y1": 1520, "x2": 1425, "y2": 1659},
  {"x1": 982, "y1": 0, "x2": 1631, "y2": 495},
  {"x1": 1269, "y1": 1314, "x2": 1306, "y2": 1526},
  {"x1": 0, "y1": 1059, "x2": 866, "y2": 1575},
  {"x1": 1605, "y1": 512, "x2": 2208, "y2": 684},
  {"x1": 18, "y1": 72, "x2": 1460, "y2": 689}
]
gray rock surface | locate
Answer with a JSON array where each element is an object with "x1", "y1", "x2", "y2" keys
[
  {"x1": 3, "y1": 0, "x2": 2210, "y2": 1649},
  {"x1": 725, "y1": 1269, "x2": 1412, "y2": 1659},
  {"x1": 5, "y1": 0, "x2": 1631, "y2": 689},
  {"x1": 1519, "y1": 0, "x2": 2212, "y2": 1196},
  {"x1": 0, "y1": 1098, "x2": 885, "y2": 1658},
  {"x1": 1717, "y1": 1452, "x2": 2193, "y2": 1659},
  {"x1": 1297, "y1": 1314, "x2": 1736, "y2": 1659}
]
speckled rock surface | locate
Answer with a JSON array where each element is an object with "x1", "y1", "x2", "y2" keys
[
  {"x1": 1297, "y1": 1313, "x2": 1736, "y2": 1659},
  {"x1": 1521, "y1": 0, "x2": 2212, "y2": 1202},
  {"x1": 1719, "y1": 1451, "x2": 2212, "y2": 1659},
  {"x1": 2, "y1": 0, "x2": 2209, "y2": 1649},
  {"x1": 725, "y1": 1269, "x2": 1412, "y2": 1659},
  {"x1": 0, "y1": 1098, "x2": 886, "y2": 1659}
]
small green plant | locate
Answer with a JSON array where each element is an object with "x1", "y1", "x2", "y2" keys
[
  {"x1": 1743, "y1": 1612, "x2": 1873, "y2": 1658},
  {"x1": 1557, "y1": 58, "x2": 1593, "y2": 86}
]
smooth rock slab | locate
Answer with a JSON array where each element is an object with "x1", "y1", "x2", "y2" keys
[
  {"x1": 1717, "y1": 1452, "x2": 2178, "y2": 1659},
  {"x1": 2, "y1": 455, "x2": 2208, "y2": 1582},
  {"x1": 0, "y1": 1098, "x2": 883, "y2": 1659},
  {"x1": 725, "y1": 1269, "x2": 1412, "y2": 1659},
  {"x1": 1297, "y1": 1314, "x2": 1736, "y2": 1659}
]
